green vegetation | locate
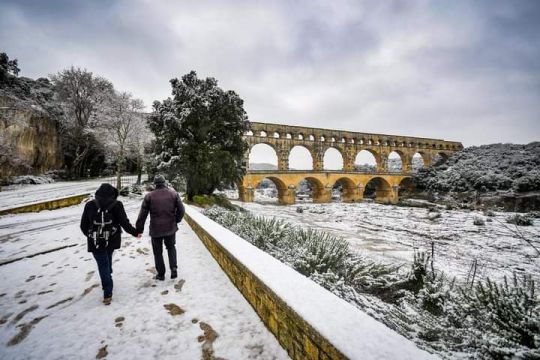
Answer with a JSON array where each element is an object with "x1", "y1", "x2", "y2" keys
[
  {"x1": 148, "y1": 71, "x2": 249, "y2": 201},
  {"x1": 203, "y1": 206, "x2": 540, "y2": 359}
]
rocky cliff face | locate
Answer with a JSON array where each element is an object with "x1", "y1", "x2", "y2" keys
[{"x1": 0, "y1": 103, "x2": 62, "y2": 178}]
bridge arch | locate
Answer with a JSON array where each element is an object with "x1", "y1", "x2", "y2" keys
[
  {"x1": 388, "y1": 150, "x2": 405, "y2": 173},
  {"x1": 363, "y1": 177, "x2": 396, "y2": 204},
  {"x1": 248, "y1": 143, "x2": 278, "y2": 170},
  {"x1": 296, "y1": 176, "x2": 328, "y2": 203},
  {"x1": 333, "y1": 177, "x2": 361, "y2": 202},
  {"x1": 412, "y1": 152, "x2": 427, "y2": 171},
  {"x1": 323, "y1": 147, "x2": 344, "y2": 170},
  {"x1": 354, "y1": 149, "x2": 379, "y2": 172},
  {"x1": 289, "y1": 145, "x2": 313, "y2": 170},
  {"x1": 398, "y1": 177, "x2": 415, "y2": 197}
]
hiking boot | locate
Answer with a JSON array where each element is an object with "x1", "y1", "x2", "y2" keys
[
  {"x1": 155, "y1": 274, "x2": 165, "y2": 281},
  {"x1": 103, "y1": 297, "x2": 112, "y2": 305},
  {"x1": 171, "y1": 270, "x2": 178, "y2": 279}
]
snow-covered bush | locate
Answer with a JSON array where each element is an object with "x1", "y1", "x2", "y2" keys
[
  {"x1": 452, "y1": 275, "x2": 540, "y2": 358},
  {"x1": 6, "y1": 175, "x2": 54, "y2": 185},
  {"x1": 507, "y1": 214, "x2": 534, "y2": 226},
  {"x1": 473, "y1": 217, "x2": 486, "y2": 226},
  {"x1": 203, "y1": 206, "x2": 540, "y2": 358},
  {"x1": 414, "y1": 143, "x2": 540, "y2": 194},
  {"x1": 130, "y1": 184, "x2": 143, "y2": 195},
  {"x1": 119, "y1": 186, "x2": 130, "y2": 196}
]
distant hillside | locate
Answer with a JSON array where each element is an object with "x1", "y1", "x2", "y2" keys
[
  {"x1": 249, "y1": 163, "x2": 278, "y2": 170},
  {"x1": 414, "y1": 142, "x2": 540, "y2": 194}
]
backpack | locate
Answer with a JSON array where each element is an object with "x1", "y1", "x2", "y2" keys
[{"x1": 89, "y1": 199, "x2": 118, "y2": 250}]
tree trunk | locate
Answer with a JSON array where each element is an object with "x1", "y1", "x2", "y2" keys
[
  {"x1": 116, "y1": 150, "x2": 124, "y2": 189},
  {"x1": 136, "y1": 153, "x2": 142, "y2": 185}
]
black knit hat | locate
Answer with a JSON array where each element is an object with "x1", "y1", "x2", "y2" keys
[{"x1": 153, "y1": 174, "x2": 166, "y2": 184}]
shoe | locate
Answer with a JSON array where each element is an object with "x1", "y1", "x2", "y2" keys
[
  {"x1": 155, "y1": 274, "x2": 165, "y2": 281},
  {"x1": 171, "y1": 270, "x2": 178, "y2": 279},
  {"x1": 103, "y1": 297, "x2": 112, "y2": 305}
]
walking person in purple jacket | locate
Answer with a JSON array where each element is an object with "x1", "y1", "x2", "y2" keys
[{"x1": 136, "y1": 175, "x2": 185, "y2": 280}]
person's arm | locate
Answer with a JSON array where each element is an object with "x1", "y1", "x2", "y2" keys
[
  {"x1": 80, "y1": 202, "x2": 91, "y2": 236},
  {"x1": 175, "y1": 193, "x2": 185, "y2": 223},
  {"x1": 136, "y1": 195, "x2": 150, "y2": 233},
  {"x1": 116, "y1": 202, "x2": 138, "y2": 236}
]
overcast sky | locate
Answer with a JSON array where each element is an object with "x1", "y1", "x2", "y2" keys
[{"x1": 1, "y1": 0, "x2": 539, "y2": 154}]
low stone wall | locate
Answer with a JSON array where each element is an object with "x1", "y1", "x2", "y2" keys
[
  {"x1": 185, "y1": 212, "x2": 343, "y2": 359},
  {"x1": 184, "y1": 206, "x2": 435, "y2": 360},
  {"x1": 0, "y1": 193, "x2": 90, "y2": 215}
]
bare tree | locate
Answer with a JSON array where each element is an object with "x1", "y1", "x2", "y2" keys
[
  {"x1": 51, "y1": 67, "x2": 114, "y2": 177},
  {"x1": 128, "y1": 112, "x2": 153, "y2": 184},
  {"x1": 101, "y1": 92, "x2": 145, "y2": 188}
]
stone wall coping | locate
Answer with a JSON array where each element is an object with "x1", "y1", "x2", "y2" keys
[{"x1": 184, "y1": 205, "x2": 437, "y2": 359}]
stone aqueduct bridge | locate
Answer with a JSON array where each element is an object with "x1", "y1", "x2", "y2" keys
[{"x1": 238, "y1": 122, "x2": 463, "y2": 205}]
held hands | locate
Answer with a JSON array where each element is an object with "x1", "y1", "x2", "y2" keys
[{"x1": 136, "y1": 234, "x2": 142, "y2": 239}]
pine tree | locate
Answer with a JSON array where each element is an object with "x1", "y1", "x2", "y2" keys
[{"x1": 148, "y1": 71, "x2": 249, "y2": 199}]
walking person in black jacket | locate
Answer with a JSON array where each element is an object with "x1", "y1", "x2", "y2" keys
[
  {"x1": 80, "y1": 183, "x2": 139, "y2": 305},
  {"x1": 136, "y1": 175, "x2": 185, "y2": 281}
]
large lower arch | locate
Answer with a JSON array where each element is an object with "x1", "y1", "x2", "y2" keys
[
  {"x1": 296, "y1": 176, "x2": 327, "y2": 203},
  {"x1": 239, "y1": 176, "x2": 295, "y2": 205},
  {"x1": 248, "y1": 143, "x2": 278, "y2": 170},
  {"x1": 363, "y1": 177, "x2": 396, "y2": 204},
  {"x1": 333, "y1": 177, "x2": 362, "y2": 203},
  {"x1": 398, "y1": 177, "x2": 415, "y2": 198},
  {"x1": 289, "y1": 145, "x2": 313, "y2": 170}
]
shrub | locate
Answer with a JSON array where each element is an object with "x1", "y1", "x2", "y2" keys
[
  {"x1": 507, "y1": 214, "x2": 534, "y2": 226},
  {"x1": 119, "y1": 186, "x2": 130, "y2": 196},
  {"x1": 473, "y1": 217, "x2": 485, "y2": 226}
]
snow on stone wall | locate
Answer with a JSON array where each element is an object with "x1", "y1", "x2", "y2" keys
[{"x1": 184, "y1": 205, "x2": 437, "y2": 360}]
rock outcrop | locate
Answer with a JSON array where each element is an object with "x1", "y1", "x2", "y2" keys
[{"x1": 0, "y1": 97, "x2": 62, "y2": 178}]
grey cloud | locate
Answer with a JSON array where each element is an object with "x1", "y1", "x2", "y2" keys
[{"x1": 1, "y1": 0, "x2": 539, "y2": 146}]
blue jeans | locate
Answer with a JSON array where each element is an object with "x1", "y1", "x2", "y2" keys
[{"x1": 93, "y1": 249, "x2": 114, "y2": 298}]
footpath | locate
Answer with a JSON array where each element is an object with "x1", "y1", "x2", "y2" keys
[{"x1": 0, "y1": 194, "x2": 288, "y2": 359}]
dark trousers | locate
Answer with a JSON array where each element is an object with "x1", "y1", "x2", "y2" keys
[
  {"x1": 151, "y1": 235, "x2": 177, "y2": 276},
  {"x1": 93, "y1": 249, "x2": 114, "y2": 298}
]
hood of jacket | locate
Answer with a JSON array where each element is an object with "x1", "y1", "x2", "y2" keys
[{"x1": 95, "y1": 183, "x2": 118, "y2": 208}]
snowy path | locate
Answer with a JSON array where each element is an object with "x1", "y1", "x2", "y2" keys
[
  {"x1": 0, "y1": 180, "x2": 107, "y2": 211},
  {"x1": 233, "y1": 200, "x2": 540, "y2": 283},
  {"x1": 0, "y1": 199, "x2": 289, "y2": 359}
]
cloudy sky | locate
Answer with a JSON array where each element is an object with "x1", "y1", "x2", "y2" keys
[{"x1": 1, "y1": 0, "x2": 539, "y2": 155}]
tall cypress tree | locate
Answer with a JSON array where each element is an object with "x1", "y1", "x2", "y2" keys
[{"x1": 149, "y1": 71, "x2": 249, "y2": 200}]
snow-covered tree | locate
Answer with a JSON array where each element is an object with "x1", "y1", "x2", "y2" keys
[
  {"x1": 0, "y1": 52, "x2": 20, "y2": 85},
  {"x1": 128, "y1": 112, "x2": 153, "y2": 184},
  {"x1": 51, "y1": 67, "x2": 114, "y2": 178},
  {"x1": 100, "y1": 92, "x2": 145, "y2": 188},
  {"x1": 148, "y1": 71, "x2": 249, "y2": 200}
]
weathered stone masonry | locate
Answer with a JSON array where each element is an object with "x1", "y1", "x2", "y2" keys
[
  {"x1": 239, "y1": 122, "x2": 462, "y2": 205},
  {"x1": 185, "y1": 212, "x2": 348, "y2": 360}
]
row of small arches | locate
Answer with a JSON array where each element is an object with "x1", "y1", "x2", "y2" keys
[{"x1": 245, "y1": 130, "x2": 459, "y2": 151}]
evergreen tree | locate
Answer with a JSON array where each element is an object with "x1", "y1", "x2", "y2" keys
[
  {"x1": 0, "y1": 52, "x2": 20, "y2": 85},
  {"x1": 148, "y1": 71, "x2": 249, "y2": 200}
]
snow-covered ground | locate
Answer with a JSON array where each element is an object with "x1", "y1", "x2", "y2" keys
[
  {"x1": 0, "y1": 177, "x2": 143, "y2": 211},
  {"x1": 228, "y1": 197, "x2": 540, "y2": 284},
  {"x1": 0, "y1": 196, "x2": 288, "y2": 359},
  {"x1": 0, "y1": 179, "x2": 108, "y2": 211}
]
